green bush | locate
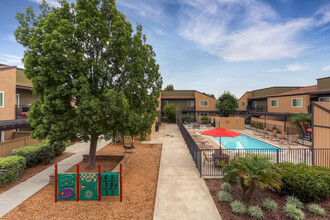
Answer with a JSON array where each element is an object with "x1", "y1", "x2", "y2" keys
[
  {"x1": 277, "y1": 163, "x2": 330, "y2": 202},
  {"x1": 262, "y1": 198, "x2": 278, "y2": 212},
  {"x1": 245, "y1": 118, "x2": 251, "y2": 125},
  {"x1": 163, "y1": 104, "x2": 176, "y2": 122},
  {"x1": 221, "y1": 182, "x2": 232, "y2": 192},
  {"x1": 307, "y1": 204, "x2": 325, "y2": 216},
  {"x1": 12, "y1": 141, "x2": 67, "y2": 168},
  {"x1": 0, "y1": 156, "x2": 26, "y2": 186},
  {"x1": 286, "y1": 196, "x2": 303, "y2": 209},
  {"x1": 231, "y1": 200, "x2": 246, "y2": 215},
  {"x1": 248, "y1": 206, "x2": 263, "y2": 219},
  {"x1": 284, "y1": 204, "x2": 305, "y2": 220},
  {"x1": 218, "y1": 190, "x2": 233, "y2": 202},
  {"x1": 201, "y1": 115, "x2": 209, "y2": 124}
]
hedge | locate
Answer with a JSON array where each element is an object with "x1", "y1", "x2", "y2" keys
[
  {"x1": 12, "y1": 141, "x2": 67, "y2": 168},
  {"x1": 277, "y1": 162, "x2": 330, "y2": 202},
  {"x1": 0, "y1": 156, "x2": 26, "y2": 186}
]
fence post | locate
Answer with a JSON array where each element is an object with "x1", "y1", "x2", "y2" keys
[{"x1": 276, "y1": 149, "x2": 279, "y2": 163}]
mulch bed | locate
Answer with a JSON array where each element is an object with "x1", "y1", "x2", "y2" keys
[
  {"x1": 205, "y1": 179, "x2": 330, "y2": 220},
  {"x1": 3, "y1": 143, "x2": 162, "y2": 220},
  {"x1": 0, "y1": 152, "x2": 74, "y2": 194}
]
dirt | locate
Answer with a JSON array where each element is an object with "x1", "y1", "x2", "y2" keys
[
  {"x1": 205, "y1": 179, "x2": 330, "y2": 220},
  {"x1": 0, "y1": 153, "x2": 74, "y2": 194},
  {"x1": 3, "y1": 143, "x2": 162, "y2": 220}
]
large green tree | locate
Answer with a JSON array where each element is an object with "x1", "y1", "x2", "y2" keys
[
  {"x1": 164, "y1": 84, "x2": 174, "y2": 91},
  {"x1": 216, "y1": 91, "x2": 238, "y2": 117},
  {"x1": 15, "y1": 0, "x2": 162, "y2": 169}
]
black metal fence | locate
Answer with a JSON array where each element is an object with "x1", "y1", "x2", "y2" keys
[{"x1": 177, "y1": 118, "x2": 330, "y2": 177}]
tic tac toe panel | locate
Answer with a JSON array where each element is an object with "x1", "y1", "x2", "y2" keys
[{"x1": 101, "y1": 172, "x2": 119, "y2": 196}]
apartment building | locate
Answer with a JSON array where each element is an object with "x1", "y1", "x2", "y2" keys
[
  {"x1": 0, "y1": 64, "x2": 37, "y2": 142},
  {"x1": 238, "y1": 76, "x2": 330, "y2": 115},
  {"x1": 160, "y1": 90, "x2": 217, "y2": 121}
]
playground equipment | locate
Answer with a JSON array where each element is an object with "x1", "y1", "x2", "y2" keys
[{"x1": 55, "y1": 163, "x2": 123, "y2": 202}]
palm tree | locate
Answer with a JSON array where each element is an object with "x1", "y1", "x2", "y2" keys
[
  {"x1": 290, "y1": 113, "x2": 312, "y2": 133},
  {"x1": 222, "y1": 154, "x2": 282, "y2": 204}
]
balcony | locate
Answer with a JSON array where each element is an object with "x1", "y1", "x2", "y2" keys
[
  {"x1": 180, "y1": 105, "x2": 195, "y2": 112},
  {"x1": 247, "y1": 106, "x2": 268, "y2": 113}
]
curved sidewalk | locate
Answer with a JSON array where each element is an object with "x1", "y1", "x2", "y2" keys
[
  {"x1": 0, "y1": 140, "x2": 111, "y2": 218},
  {"x1": 153, "y1": 124, "x2": 221, "y2": 220}
]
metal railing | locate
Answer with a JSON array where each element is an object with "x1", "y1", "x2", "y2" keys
[{"x1": 177, "y1": 117, "x2": 330, "y2": 177}]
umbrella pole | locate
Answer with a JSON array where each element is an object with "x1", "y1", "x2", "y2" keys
[{"x1": 219, "y1": 137, "x2": 222, "y2": 150}]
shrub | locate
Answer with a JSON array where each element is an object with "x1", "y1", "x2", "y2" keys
[
  {"x1": 201, "y1": 115, "x2": 209, "y2": 124},
  {"x1": 51, "y1": 142, "x2": 67, "y2": 157},
  {"x1": 230, "y1": 200, "x2": 246, "y2": 215},
  {"x1": 308, "y1": 204, "x2": 325, "y2": 216},
  {"x1": 262, "y1": 198, "x2": 278, "y2": 212},
  {"x1": 286, "y1": 196, "x2": 303, "y2": 209},
  {"x1": 182, "y1": 114, "x2": 192, "y2": 123},
  {"x1": 245, "y1": 118, "x2": 251, "y2": 125},
  {"x1": 221, "y1": 182, "x2": 232, "y2": 192},
  {"x1": 277, "y1": 163, "x2": 330, "y2": 202},
  {"x1": 248, "y1": 206, "x2": 263, "y2": 219},
  {"x1": 218, "y1": 190, "x2": 233, "y2": 202},
  {"x1": 0, "y1": 156, "x2": 26, "y2": 186},
  {"x1": 12, "y1": 144, "x2": 43, "y2": 167},
  {"x1": 163, "y1": 104, "x2": 176, "y2": 122},
  {"x1": 284, "y1": 203, "x2": 305, "y2": 220}
]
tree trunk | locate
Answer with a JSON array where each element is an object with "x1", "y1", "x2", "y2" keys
[
  {"x1": 244, "y1": 183, "x2": 255, "y2": 204},
  {"x1": 87, "y1": 135, "x2": 98, "y2": 170}
]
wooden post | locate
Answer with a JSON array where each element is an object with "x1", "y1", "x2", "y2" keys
[
  {"x1": 98, "y1": 163, "x2": 101, "y2": 201},
  {"x1": 120, "y1": 163, "x2": 123, "y2": 202},
  {"x1": 76, "y1": 163, "x2": 80, "y2": 201},
  {"x1": 55, "y1": 163, "x2": 58, "y2": 203}
]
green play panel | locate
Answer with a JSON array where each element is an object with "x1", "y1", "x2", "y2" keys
[
  {"x1": 101, "y1": 172, "x2": 119, "y2": 196},
  {"x1": 58, "y1": 174, "x2": 76, "y2": 201},
  {"x1": 80, "y1": 173, "x2": 98, "y2": 200}
]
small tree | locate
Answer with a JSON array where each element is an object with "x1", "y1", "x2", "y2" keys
[
  {"x1": 222, "y1": 154, "x2": 282, "y2": 204},
  {"x1": 164, "y1": 84, "x2": 174, "y2": 91},
  {"x1": 290, "y1": 113, "x2": 312, "y2": 133},
  {"x1": 163, "y1": 104, "x2": 176, "y2": 122},
  {"x1": 217, "y1": 91, "x2": 238, "y2": 117},
  {"x1": 201, "y1": 115, "x2": 209, "y2": 124}
]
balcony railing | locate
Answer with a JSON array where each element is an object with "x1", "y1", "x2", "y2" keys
[{"x1": 247, "y1": 106, "x2": 268, "y2": 113}]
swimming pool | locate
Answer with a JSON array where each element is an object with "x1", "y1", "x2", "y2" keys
[{"x1": 208, "y1": 134, "x2": 283, "y2": 152}]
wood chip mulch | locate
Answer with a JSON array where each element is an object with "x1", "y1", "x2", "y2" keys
[
  {"x1": 3, "y1": 143, "x2": 162, "y2": 220},
  {"x1": 205, "y1": 179, "x2": 330, "y2": 220},
  {"x1": 0, "y1": 153, "x2": 74, "y2": 194}
]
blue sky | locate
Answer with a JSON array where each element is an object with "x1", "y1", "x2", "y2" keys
[{"x1": 1, "y1": 0, "x2": 330, "y2": 98}]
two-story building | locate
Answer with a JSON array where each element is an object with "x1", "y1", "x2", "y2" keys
[
  {"x1": 0, "y1": 64, "x2": 37, "y2": 142},
  {"x1": 160, "y1": 90, "x2": 217, "y2": 122}
]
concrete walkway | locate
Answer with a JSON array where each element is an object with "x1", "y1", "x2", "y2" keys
[
  {"x1": 0, "y1": 140, "x2": 111, "y2": 218},
  {"x1": 153, "y1": 124, "x2": 221, "y2": 220}
]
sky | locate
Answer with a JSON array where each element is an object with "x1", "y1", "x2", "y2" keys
[{"x1": 1, "y1": 0, "x2": 330, "y2": 98}]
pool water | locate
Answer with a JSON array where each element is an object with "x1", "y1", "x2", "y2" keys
[{"x1": 209, "y1": 134, "x2": 283, "y2": 152}]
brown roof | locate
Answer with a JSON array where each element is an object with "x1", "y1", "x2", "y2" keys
[
  {"x1": 268, "y1": 85, "x2": 318, "y2": 97},
  {"x1": 314, "y1": 101, "x2": 330, "y2": 111}
]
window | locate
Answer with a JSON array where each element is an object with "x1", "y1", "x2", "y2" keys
[
  {"x1": 200, "y1": 100, "x2": 208, "y2": 107},
  {"x1": 187, "y1": 100, "x2": 194, "y2": 107},
  {"x1": 252, "y1": 101, "x2": 257, "y2": 107},
  {"x1": 200, "y1": 113, "x2": 209, "y2": 116},
  {"x1": 241, "y1": 101, "x2": 246, "y2": 107},
  {"x1": 270, "y1": 99, "x2": 278, "y2": 107},
  {"x1": 163, "y1": 100, "x2": 168, "y2": 106},
  {"x1": 292, "y1": 98, "x2": 303, "y2": 107},
  {"x1": 0, "y1": 131, "x2": 4, "y2": 142},
  {"x1": 16, "y1": 94, "x2": 20, "y2": 107},
  {"x1": 319, "y1": 97, "x2": 330, "y2": 102},
  {"x1": 0, "y1": 91, "x2": 4, "y2": 108}
]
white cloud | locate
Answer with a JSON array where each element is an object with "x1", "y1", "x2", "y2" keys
[
  {"x1": 27, "y1": 0, "x2": 60, "y2": 7},
  {"x1": 178, "y1": 0, "x2": 329, "y2": 61},
  {"x1": 116, "y1": 0, "x2": 164, "y2": 19},
  {"x1": 268, "y1": 63, "x2": 305, "y2": 72},
  {"x1": 322, "y1": 65, "x2": 330, "y2": 71},
  {"x1": 0, "y1": 53, "x2": 24, "y2": 68}
]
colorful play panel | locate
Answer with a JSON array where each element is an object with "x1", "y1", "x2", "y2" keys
[{"x1": 55, "y1": 163, "x2": 122, "y2": 202}]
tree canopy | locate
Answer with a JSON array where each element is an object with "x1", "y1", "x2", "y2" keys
[
  {"x1": 290, "y1": 113, "x2": 312, "y2": 133},
  {"x1": 216, "y1": 91, "x2": 238, "y2": 117},
  {"x1": 15, "y1": 0, "x2": 162, "y2": 169},
  {"x1": 164, "y1": 84, "x2": 174, "y2": 91}
]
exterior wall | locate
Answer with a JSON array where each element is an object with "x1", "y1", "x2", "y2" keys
[
  {"x1": 238, "y1": 92, "x2": 252, "y2": 111},
  {"x1": 251, "y1": 117, "x2": 299, "y2": 134},
  {"x1": 194, "y1": 91, "x2": 216, "y2": 112},
  {"x1": 16, "y1": 88, "x2": 38, "y2": 115},
  {"x1": 0, "y1": 136, "x2": 43, "y2": 157},
  {"x1": 317, "y1": 77, "x2": 330, "y2": 90},
  {"x1": 161, "y1": 99, "x2": 194, "y2": 111},
  {"x1": 267, "y1": 95, "x2": 310, "y2": 114},
  {"x1": 252, "y1": 87, "x2": 300, "y2": 97},
  {"x1": 16, "y1": 69, "x2": 33, "y2": 87},
  {"x1": 312, "y1": 104, "x2": 330, "y2": 167},
  {"x1": 0, "y1": 68, "x2": 16, "y2": 121},
  {"x1": 210, "y1": 116, "x2": 245, "y2": 130}
]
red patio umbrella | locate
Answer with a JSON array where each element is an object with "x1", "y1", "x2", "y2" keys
[{"x1": 201, "y1": 128, "x2": 241, "y2": 149}]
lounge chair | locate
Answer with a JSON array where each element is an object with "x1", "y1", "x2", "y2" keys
[
  {"x1": 278, "y1": 134, "x2": 299, "y2": 146},
  {"x1": 203, "y1": 151, "x2": 215, "y2": 167},
  {"x1": 253, "y1": 128, "x2": 267, "y2": 136},
  {"x1": 270, "y1": 132, "x2": 286, "y2": 141},
  {"x1": 263, "y1": 130, "x2": 277, "y2": 139}
]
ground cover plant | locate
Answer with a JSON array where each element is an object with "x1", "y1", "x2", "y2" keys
[
  {"x1": 284, "y1": 203, "x2": 305, "y2": 220},
  {"x1": 308, "y1": 204, "x2": 326, "y2": 216},
  {"x1": 248, "y1": 206, "x2": 263, "y2": 219},
  {"x1": 218, "y1": 191, "x2": 233, "y2": 202},
  {"x1": 286, "y1": 196, "x2": 303, "y2": 209},
  {"x1": 0, "y1": 156, "x2": 26, "y2": 186},
  {"x1": 231, "y1": 200, "x2": 246, "y2": 215},
  {"x1": 262, "y1": 197, "x2": 278, "y2": 211}
]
